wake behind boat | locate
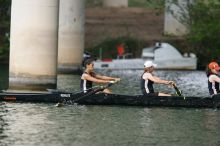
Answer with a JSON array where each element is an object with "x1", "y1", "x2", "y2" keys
[{"x1": 0, "y1": 90, "x2": 220, "y2": 108}]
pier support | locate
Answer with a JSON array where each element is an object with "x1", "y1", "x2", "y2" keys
[
  {"x1": 103, "y1": 0, "x2": 128, "y2": 7},
  {"x1": 58, "y1": 0, "x2": 85, "y2": 73},
  {"x1": 9, "y1": 0, "x2": 59, "y2": 91},
  {"x1": 164, "y1": 0, "x2": 189, "y2": 36}
]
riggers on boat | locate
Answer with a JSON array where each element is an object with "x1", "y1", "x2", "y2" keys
[{"x1": 0, "y1": 91, "x2": 220, "y2": 108}]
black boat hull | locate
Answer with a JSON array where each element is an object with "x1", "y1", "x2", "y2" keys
[
  {"x1": 0, "y1": 92, "x2": 220, "y2": 108},
  {"x1": 73, "y1": 93, "x2": 220, "y2": 108}
]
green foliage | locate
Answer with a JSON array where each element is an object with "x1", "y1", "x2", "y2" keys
[
  {"x1": 0, "y1": 35, "x2": 9, "y2": 56},
  {"x1": 186, "y1": 0, "x2": 220, "y2": 66},
  {"x1": 0, "y1": 0, "x2": 11, "y2": 33},
  {"x1": 0, "y1": 0, "x2": 11, "y2": 57},
  {"x1": 168, "y1": 0, "x2": 220, "y2": 67},
  {"x1": 86, "y1": 37, "x2": 147, "y2": 59}
]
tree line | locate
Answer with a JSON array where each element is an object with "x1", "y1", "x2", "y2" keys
[{"x1": 0, "y1": 0, "x2": 11, "y2": 59}]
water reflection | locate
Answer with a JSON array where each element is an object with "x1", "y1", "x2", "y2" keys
[
  {"x1": 139, "y1": 108, "x2": 220, "y2": 146},
  {"x1": 0, "y1": 103, "x2": 219, "y2": 146},
  {"x1": 0, "y1": 103, "x2": 8, "y2": 143}
]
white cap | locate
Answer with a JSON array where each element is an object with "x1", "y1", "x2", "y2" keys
[{"x1": 144, "y1": 60, "x2": 157, "y2": 68}]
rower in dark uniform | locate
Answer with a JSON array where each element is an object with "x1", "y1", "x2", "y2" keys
[
  {"x1": 80, "y1": 59, "x2": 120, "y2": 93},
  {"x1": 140, "y1": 60, "x2": 175, "y2": 96},
  {"x1": 206, "y1": 61, "x2": 220, "y2": 96}
]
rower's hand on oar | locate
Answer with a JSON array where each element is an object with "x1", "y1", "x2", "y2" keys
[
  {"x1": 109, "y1": 80, "x2": 117, "y2": 84},
  {"x1": 171, "y1": 83, "x2": 185, "y2": 98},
  {"x1": 104, "y1": 80, "x2": 119, "y2": 89},
  {"x1": 114, "y1": 78, "x2": 121, "y2": 82},
  {"x1": 167, "y1": 81, "x2": 175, "y2": 88}
]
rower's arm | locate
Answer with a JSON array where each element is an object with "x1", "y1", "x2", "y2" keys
[
  {"x1": 147, "y1": 74, "x2": 170, "y2": 85},
  {"x1": 95, "y1": 74, "x2": 119, "y2": 81},
  {"x1": 212, "y1": 75, "x2": 220, "y2": 83},
  {"x1": 83, "y1": 74, "x2": 109, "y2": 84}
]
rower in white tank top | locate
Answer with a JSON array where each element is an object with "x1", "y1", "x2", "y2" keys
[{"x1": 140, "y1": 60, "x2": 175, "y2": 96}]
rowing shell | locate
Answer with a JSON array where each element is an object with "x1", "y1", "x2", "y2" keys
[{"x1": 0, "y1": 91, "x2": 220, "y2": 108}]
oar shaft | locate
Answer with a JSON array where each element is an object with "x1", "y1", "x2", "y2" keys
[
  {"x1": 173, "y1": 84, "x2": 182, "y2": 96},
  {"x1": 172, "y1": 84, "x2": 185, "y2": 99},
  {"x1": 73, "y1": 83, "x2": 114, "y2": 102}
]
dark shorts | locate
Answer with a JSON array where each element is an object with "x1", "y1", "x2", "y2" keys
[{"x1": 143, "y1": 92, "x2": 159, "y2": 97}]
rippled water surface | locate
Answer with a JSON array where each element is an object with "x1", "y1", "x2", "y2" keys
[{"x1": 0, "y1": 64, "x2": 220, "y2": 146}]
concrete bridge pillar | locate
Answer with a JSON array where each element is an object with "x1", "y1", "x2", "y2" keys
[
  {"x1": 58, "y1": 0, "x2": 85, "y2": 73},
  {"x1": 164, "y1": 0, "x2": 189, "y2": 36},
  {"x1": 9, "y1": 0, "x2": 59, "y2": 91},
  {"x1": 103, "y1": 0, "x2": 128, "y2": 7}
]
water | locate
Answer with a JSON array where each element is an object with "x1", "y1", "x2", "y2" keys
[{"x1": 0, "y1": 64, "x2": 220, "y2": 146}]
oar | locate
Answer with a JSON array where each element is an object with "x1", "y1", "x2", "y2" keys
[
  {"x1": 55, "y1": 83, "x2": 115, "y2": 107},
  {"x1": 73, "y1": 85, "x2": 100, "y2": 94},
  {"x1": 172, "y1": 84, "x2": 185, "y2": 99},
  {"x1": 54, "y1": 85, "x2": 101, "y2": 107},
  {"x1": 73, "y1": 83, "x2": 114, "y2": 103}
]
